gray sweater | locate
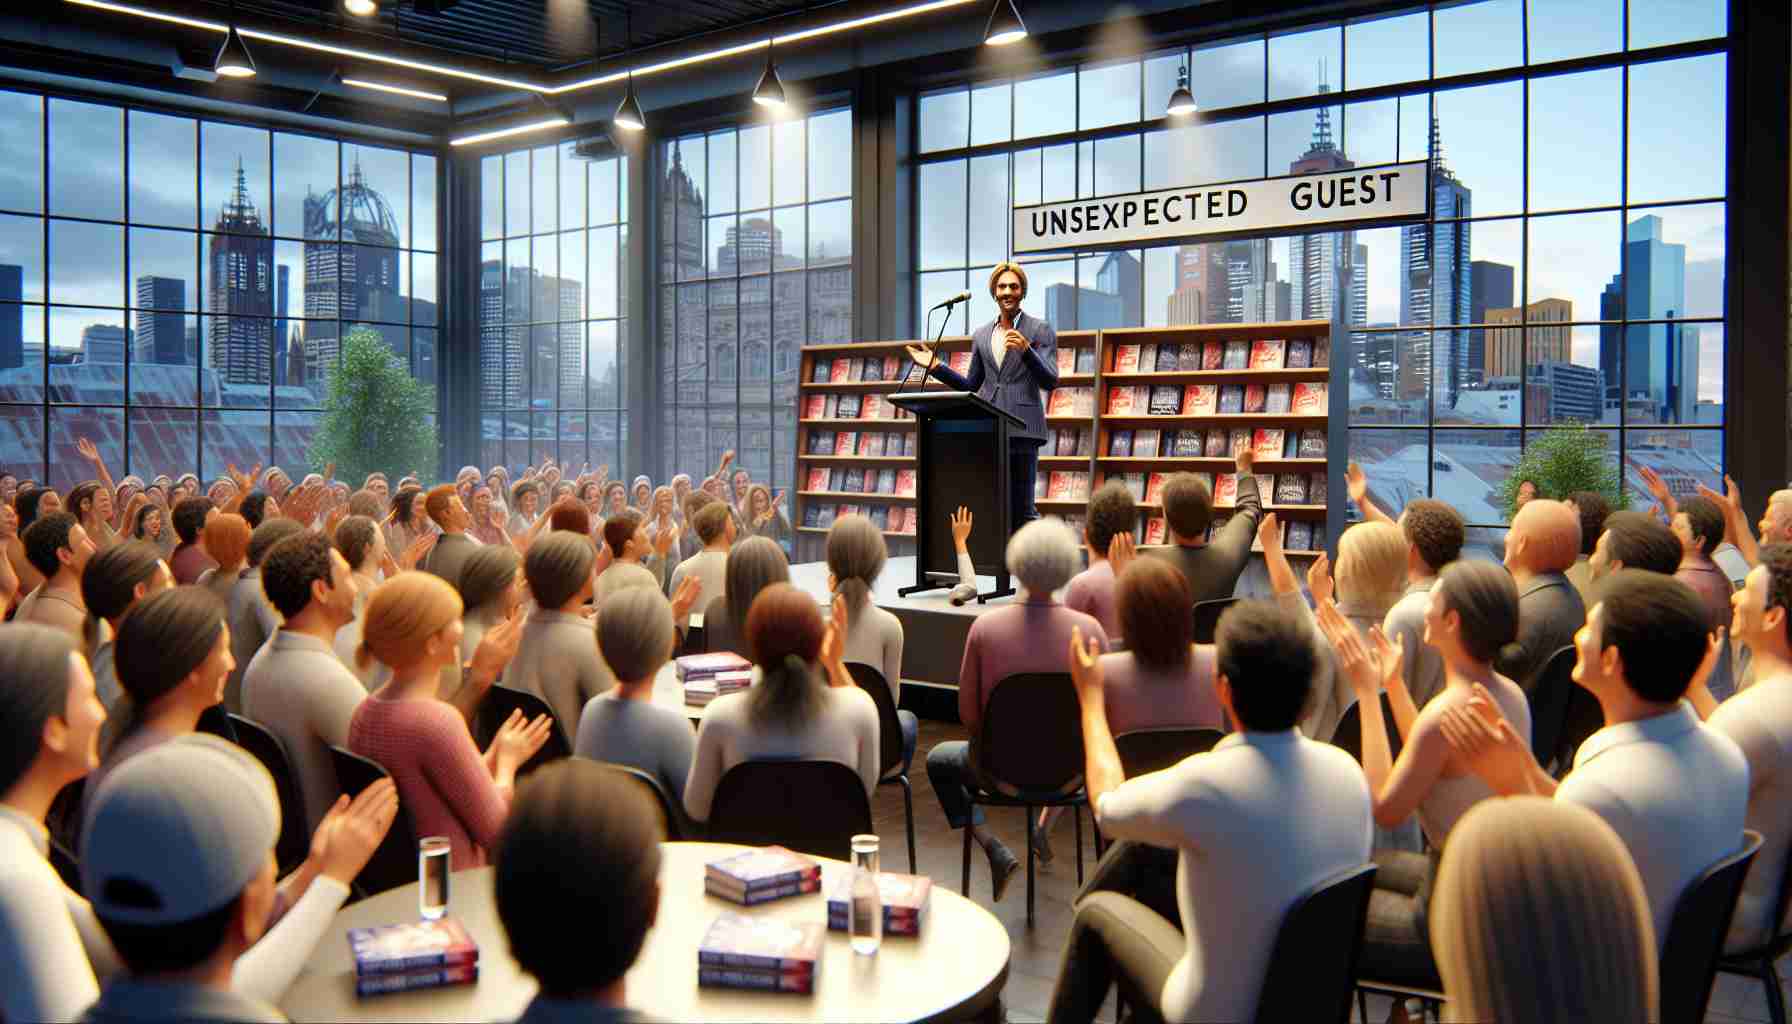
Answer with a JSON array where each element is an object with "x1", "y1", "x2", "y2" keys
[
  {"x1": 575, "y1": 694, "x2": 698, "y2": 806},
  {"x1": 502, "y1": 608, "x2": 615, "y2": 744}
]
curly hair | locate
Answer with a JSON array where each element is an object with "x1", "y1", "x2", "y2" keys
[{"x1": 1401, "y1": 499, "x2": 1465, "y2": 573}]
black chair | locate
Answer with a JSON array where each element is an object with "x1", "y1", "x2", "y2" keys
[
  {"x1": 706, "y1": 759, "x2": 874, "y2": 863},
  {"x1": 1192, "y1": 597, "x2": 1238, "y2": 645},
  {"x1": 1114, "y1": 727, "x2": 1226, "y2": 779},
  {"x1": 1719, "y1": 833, "x2": 1792, "y2": 1024},
  {"x1": 327, "y1": 745, "x2": 421, "y2": 899},
  {"x1": 45, "y1": 777, "x2": 84, "y2": 861},
  {"x1": 965, "y1": 672, "x2": 1088, "y2": 926},
  {"x1": 1523, "y1": 645, "x2": 1577, "y2": 771},
  {"x1": 1552, "y1": 685, "x2": 1605, "y2": 779},
  {"x1": 472, "y1": 685, "x2": 571, "y2": 777},
  {"x1": 196, "y1": 703, "x2": 237, "y2": 743},
  {"x1": 227, "y1": 713, "x2": 311, "y2": 876},
  {"x1": 1660, "y1": 830, "x2": 1763, "y2": 1024},
  {"x1": 1330, "y1": 693, "x2": 1405, "y2": 765},
  {"x1": 1255, "y1": 862, "x2": 1379, "y2": 1024},
  {"x1": 601, "y1": 762, "x2": 691, "y2": 842},
  {"x1": 846, "y1": 661, "x2": 917, "y2": 873},
  {"x1": 48, "y1": 834, "x2": 81, "y2": 893}
]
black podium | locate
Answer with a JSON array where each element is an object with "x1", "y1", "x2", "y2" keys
[{"x1": 885, "y1": 390, "x2": 1024, "y2": 603}]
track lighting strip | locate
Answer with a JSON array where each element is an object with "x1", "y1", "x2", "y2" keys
[
  {"x1": 342, "y1": 77, "x2": 449, "y2": 102},
  {"x1": 448, "y1": 116, "x2": 569, "y2": 147}
]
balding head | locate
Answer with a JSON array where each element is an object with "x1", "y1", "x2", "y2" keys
[{"x1": 1504, "y1": 499, "x2": 1581, "y2": 575}]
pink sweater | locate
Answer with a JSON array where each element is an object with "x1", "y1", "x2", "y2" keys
[{"x1": 348, "y1": 694, "x2": 508, "y2": 868}]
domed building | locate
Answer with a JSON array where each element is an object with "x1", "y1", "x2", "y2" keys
[{"x1": 301, "y1": 153, "x2": 405, "y2": 387}]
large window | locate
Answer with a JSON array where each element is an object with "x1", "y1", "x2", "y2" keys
[
  {"x1": 0, "y1": 89, "x2": 437, "y2": 490},
  {"x1": 478, "y1": 144, "x2": 628, "y2": 476},
  {"x1": 658, "y1": 108, "x2": 853, "y2": 502},
  {"x1": 916, "y1": 1, "x2": 1727, "y2": 551}
]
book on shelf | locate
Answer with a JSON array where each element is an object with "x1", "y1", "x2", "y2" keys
[
  {"x1": 1286, "y1": 520, "x2": 1315, "y2": 552},
  {"x1": 1221, "y1": 339, "x2": 1249, "y2": 369},
  {"x1": 1157, "y1": 344, "x2": 1184, "y2": 372},
  {"x1": 1120, "y1": 472, "x2": 1145, "y2": 500},
  {"x1": 1055, "y1": 428, "x2": 1084, "y2": 457},
  {"x1": 895, "y1": 469, "x2": 917, "y2": 497},
  {"x1": 1170, "y1": 431, "x2": 1205, "y2": 458},
  {"x1": 835, "y1": 432, "x2": 857, "y2": 456},
  {"x1": 1217, "y1": 385, "x2": 1245, "y2": 413},
  {"x1": 811, "y1": 359, "x2": 832, "y2": 383},
  {"x1": 1291, "y1": 382, "x2": 1327, "y2": 415},
  {"x1": 839, "y1": 503, "x2": 861, "y2": 518},
  {"x1": 1074, "y1": 346, "x2": 1096, "y2": 373},
  {"x1": 1178, "y1": 342, "x2": 1203, "y2": 371},
  {"x1": 1253, "y1": 428, "x2": 1284, "y2": 459},
  {"x1": 1056, "y1": 348, "x2": 1075, "y2": 374},
  {"x1": 1201, "y1": 340, "x2": 1224, "y2": 370},
  {"x1": 836, "y1": 395, "x2": 862, "y2": 419},
  {"x1": 808, "y1": 432, "x2": 834, "y2": 455},
  {"x1": 1047, "y1": 387, "x2": 1074, "y2": 416},
  {"x1": 1242, "y1": 384, "x2": 1267, "y2": 414},
  {"x1": 899, "y1": 506, "x2": 918, "y2": 534},
  {"x1": 822, "y1": 394, "x2": 840, "y2": 419},
  {"x1": 1184, "y1": 384, "x2": 1218, "y2": 416},
  {"x1": 868, "y1": 505, "x2": 890, "y2": 530},
  {"x1": 1310, "y1": 472, "x2": 1328, "y2": 504},
  {"x1": 863, "y1": 433, "x2": 887, "y2": 457},
  {"x1": 1106, "y1": 385, "x2": 1138, "y2": 415},
  {"x1": 356, "y1": 964, "x2": 479, "y2": 997},
  {"x1": 698, "y1": 911, "x2": 823, "y2": 974},
  {"x1": 1264, "y1": 383, "x2": 1292, "y2": 413},
  {"x1": 1035, "y1": 473, "x2": 1047, "y2": 499},
  {"x1": 861, "y1": 357, "x2": 883, "y2": 383},
  {"x1": 1147, "y1": 385, "x2": 1183, "y2": 416},
  {"x1": 1073, "y1": 472, "x2": 1092, "y2": 500},
  {"x1": 1139, "y1": 344, "x2": 1157, "y2": 372},
  {"x1": 806, "y1": 468, "x2": 832, "y2": 492},
  {"x1": 1298, "y1": 428, "x2": 1327, "y2": 458},
  {"x1": 883, "y1": 355, "x2": 901, "y2": 380},
  {"x1": 1145, "y1": 516, "x2": 1167, "y2": 544},
  {"x1": 1135, "y1": 428, "x2": 1161, "y2": 458},
  {"x1": 862, "y1": 394, "x2": 884, "y2": 420},
  {"x1": 1276, "y1": 473, "x2": 1311, "y2": 505},
  {"x1": 1204, "y1": 428, "x2": 1228, "y2": 457},
  {"x1": 816, "y1": 505, "x2": 837, "y2": 528},
  {"x1": 829, "y1": 360, "x2": 852, "y2": 383},
  {"x1": 1144, "y1": 472, "x2": 1168, "y2": 505},
  {"x1": 1314, "y1": 338, "x2": 1331, "y2": 368},
  {"x1": 876, "y1": 469, "x2": 897, "y2": 494},
  {"x1": 903, "y1": 433, "x2": 917, "y2": 457},
  {"x1": 802, "y1": 505, "x2": 822, "y2": 528},
  {"x1": 348, "y1": 918, "x2": 479, "y2": 977},
  {"x1": 1214, "y1": 473, "x2": 1238, "y2": 506},
  {"x1": 1248, "y1": 339, "x2": 1285, "y2": 369},
  {"x1": 825, "y1": 869, "x2": 934, "y2": 937},
  {"x1": 1286, "y1": 339, "x2": 1313, "y2": 368},
  {"x1": 1283, "y1": 432, "x2": 1300, "y2": 458},
  {"x1": 1046, "y1": 472, "x2": 1073, "y2": 501},
  {"x1": 1228, "y1": 427, "x2": 1254, "y2": 459},
  {"x1": 1113, "y1": 344, "x2": 1141, "y2": 374},
  {"x1": 947, "y1": 350, "x2": 972, "y2": 375},
  {"x1": 1109, "y1": 429, "x2": 1134, "y2": 457},
  {"x1": 853, "y1": 359, "x2": 871, "y2": 382},
  {"x1": 1071, "y1": 387, "x2": 1096, "y2": 416},
  {"x1": 801, "y1": 395, "x2": 825, "y2": 419},
  {"x1": 841, "y1": 468, "x2": 866, "y2": 493}
]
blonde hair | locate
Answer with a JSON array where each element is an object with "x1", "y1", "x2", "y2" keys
[
  {"x1": 987, "y1": 261, "x2": 1028, "y2": 300},
  {"x1": 1335, "y1": 520, "x2": 1407, "y2": 615},
  {"x1": 356, "y1": 571, "x2": 463, "y2": 672},
  {"x1": 1432, "y1": 796, "x2": 1656, "y2": 1023}
]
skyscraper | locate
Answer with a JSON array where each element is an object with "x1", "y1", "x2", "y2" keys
[
  {"x1": 1167, "y1": 244, "x2": 1226, "y2": 325},
  {"x1": 1485, "y1": 298, "x2": 1571, "y2": 380},
  {"x1": 302, "y1": 154, "x2": 403, "y2": 385},
  {"x1": 0, "y1": 263, "x2": 24, "y2": 371},
  {"x1": 1287, "y1": 83, "x2": 1361, "y2": 332},
  {"x1": 79, "y1": 324, "x2": 130, "y2": 364},
  {"x1": 206, "y1": 160, "x2": 274, "y2": 387},
  {"x1": 1400, "y1": 120, "x2": 1472, "y2": 408},
  {"x1": 1225, "y1": 239, "x2": 1273, "y2": 323},
  {"x1": 133, "y1": 276, "x2": 186, "y2": 366},
  {"x1": 1468, "y1": 260, "x2": 1514, "y2": 387},
  {"x1": 1599, "y1": 214, "x2": 1699, "y2": 424},
  {"x1": 1043, "y1": 252, "x2": 1141, "y2": 329},
  {"x1": 272, "y1": 264, "x2": 291, "y2": 384}
]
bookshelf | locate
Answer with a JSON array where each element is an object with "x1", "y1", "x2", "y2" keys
[{"x1": 1034, "y1": 331, "x2": 1100, "y2": 527}]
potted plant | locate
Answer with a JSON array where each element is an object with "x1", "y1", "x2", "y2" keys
[{"x1": 1495, "y1": 423, "x2": 1629, "y2": 522}]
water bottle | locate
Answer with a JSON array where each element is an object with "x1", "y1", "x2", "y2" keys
[{"x1": 849, "y1": 833, "x2": 882, "y2": 955}]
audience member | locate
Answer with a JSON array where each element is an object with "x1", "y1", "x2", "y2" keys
[
  {"x1": 385, "y1": 486, "x2": 430, "y2": 558},
  {"x1": 196, "y1": 512, "x2": 251, "y2": 607},
  {"x1": 0, "y1": 501, "x2": 16, "y2": 617},
  {"x1": 349, "y1": 571, "x2": 545, "y2": 868},
  {"x1": 445, "y1": 544, "x2": 525, "y2": 708},
  {"x1": 1442, "y1": 569, "x2": 1748, "y2": 949},
  {"x1": 330, "y1": 515, "x2": 390, "y2": 690},
  {"x1": 467, "y1": 486, "x2": 509, "y2": 547},
  {"x1": 597, "y1": 509, "x2": 675, "y2": 601},
  {"x1": 418, "y1": 483, "x2": 480, "y2": 592},
  {"x1": 1497, "y1": 499, "x2": 1587, "y2": 689},
  {"x1": 168, "y1": 496, "x2": 217, "y2": 585},
  {"x1": 1565, "y1": 490, "x2": 1613, "y2": 601},
  {"x1": 1064, "y1": 482, "x2": 1138, "y2": 642},
  {"x1": 742, "y1": 484, "x2": 791, "y2": 549},
  {"x1": 19, "y1": 512, "x2": 97, "y2": 640},
  {"x1": 577, "y1": 585, "x2": 697, "y2": 807},
  {"x1": 549, "y1": 499, "x2": 594, "y2": 538},
  {"x1": 645, "y1": 485, "x2": 683, "y2": 569},
  {"x1": 509, "y1": 481, "x2": 542, "y2": 536},
  {"x1": 702, "y1": 535, "x2": 789, "y2": 658},
  {"x1": 507, "y1": 532, "x2": 614, "y2": 745},
  {"x1": 9, "y1": 487, "x2": 62, "y2": 595},
  {"x1": 1673, "y1": 495, "x2": 1735, "y2": 631},
  {"x1": 1047, "y1": 600, "x2": 1371, "y2": 1024},
  {"x1": 1096, "y1": 557, "x2": 1225, "y2": 738},
  {"x1": 1380, "y1": 499, "x2": 1465, "y2": 710},
  {"x1": 67, "y1": 481, "x2": 118, "y2": 553},
  {"x1": 1143, "y1": 445, "x2": 1261, "y2": 602},
  {"x1": 242, "y1": 532, "x2": 365, "y2": 832},
  {"x1": 927, "y1": 517, "x2": 1106, "y2": 899},
  {"x1": 495, "y1": 760, "x2": 662, "y2": 1024},
  {"x1": 225, "y1": 519, "x2": 304, "y2": 713},
  {"x1": 684, "y1": 584, "x2": 877, "y2": 825},
  {"x1": 1430, "y1": 796, "x2": 1657, "y2": 1023},
  {"x1": 1590, "y1": 509, "x2": 1683, "y2": 578},
  {"x1": 826, "y1": 514, "x2": 912, "y2": 755},
  {"x1": 80, "y1": 542, "x2": 172, "y2": 710},
  {"x1": 631, "y1": 475, "x2": 653, "y2": 513},
  {"x1": 238, "y1": 490, "x2": 278, "y2": 530},
  {"x1": 669, "y1": 500, "x2": 733, "y2": 633}
]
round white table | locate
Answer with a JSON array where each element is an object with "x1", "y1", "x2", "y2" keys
[
  {"x1": 650, "y1": 661, "x2": 712, "y2": 723},
  {"x1": 278, "y1": 841, "x2": 1011, "y2": 1023}
]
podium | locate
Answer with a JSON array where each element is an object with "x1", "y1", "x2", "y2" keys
[{"x1": 885, "y1": 390, "x2": 1024, "y2": 603}]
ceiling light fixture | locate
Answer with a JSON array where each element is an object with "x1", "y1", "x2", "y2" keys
[
  {"x1": 611, "y1": 11, "x2": 646, "y2": 131},
  {"x1": 449, "y1": 116, "x2": 569, "y2": 147},
  {"x1": 343, "y1": 0, "x2": 377, "y2": 15},
  {"x1": 342, "y1": 76, "x2": 447, "y2": 102},
  {"x1": 1166, "y1": 65, "x2": 1196, "y2": 117},
  {"x1": 983, "y1": 0, "x2": 1026, "y2": 46},
  {"x1": 752, "y1": 42, "x2": 786, "y2": 108},
  {"x1": 214, "y1": 6, "x2": 256, "y2": 77}
]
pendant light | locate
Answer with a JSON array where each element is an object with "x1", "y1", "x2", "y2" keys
[
  {"x1": 214, "y1": 5, "x2": 257, "y2": 78},
  {"x1": 1166, "y1": 65, "x2": 1196, "y2": 117},
  {"x1": 343, "y1": 0, "x2": 377, "y2": 15},
  {"x1": 613, "y1": 10, "x2": 645, "y2": 131},
  {"x1": 983, "y1": 0, "x2": 1026, "y2": 46},
  {"x1": 752, "y1": 42, "x2": 787, "y2": 109}
]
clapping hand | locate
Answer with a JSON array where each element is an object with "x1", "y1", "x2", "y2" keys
[
  {"x1": 469, "y1": 606, "x2": 525, "y2": 688},
  {"x1": 309, "y1": 778, "x2": 398, "y2": 885},
  {"x1": 670, "y1": 575, "x2": 703, "y2": 621},
  {"x1": 1106, "y1": 531, "x2": 1136, "y2": 577},
  {"x1": 820, "y1": 593, "x2": 849, "y2": 686},
  {"x1": 1068, "y1": 624, "x2": 1104, "y2": 704},
  {"x1": 1257, "y1": 511, "x2": 1282, "y2": 554},
  {"x1": 1316, "y1": 599, "x2": 1402, "y2": 700},
  {"x1": 1307, "y1": 550, "x2": 1334, "y2": 606},
  {"x1": 491, "y1": 709, "x2": 554, "y2": 768},
  {"x1": 1436, "y1": 685, "x2": 1534, "y2": 795},
  {"x1": 400, "y1": 532, "x2": 437, "y2": 571}
]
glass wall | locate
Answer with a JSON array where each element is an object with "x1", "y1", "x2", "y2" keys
[
  {"x1": 0, "y1": 89, "x2": 437, "y2": 490},
  {"x1": 658, "y1": 108, "x2": 854, "y2": 505},
  {"x1": 915, "y1": 0, "x2": 1727, "y2": 551},
  {"x1": 478, "y1": 144, "x2": 628, "y2": 476}
]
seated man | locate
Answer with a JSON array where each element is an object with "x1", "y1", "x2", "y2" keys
[
  {"x1": 1443, "y1": 569, "x2": 1749, "y2": 949},
  {"x1": 1063, "y1": 482, "x2": 1138, "y2": 643},
  {"x1": 1380, "y1": 498, "x2": 1465, "y2": 710},
  {"x1": 1590, "y1": 510, "x2": 1684, "y2": 579},
  {"x1": 1496, "y1": 499, "x2": 1586, "y2": 689},
  {"x1": 1142, "y1": 444, "x2": 1260, "y2": 604},
  {"x1": 16, "y1": 513, "x2": 98, "y2": 640},
  {"x1": 495, "y1": 760, "x2": 662, "y2": 1024},
  {"x1": 1048, "y1": 600, "x2": 1372, "y2": 1024}
]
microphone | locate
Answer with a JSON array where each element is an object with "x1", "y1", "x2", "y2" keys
[
  {"x1": 929, "y1": 291, "x2": 972, "y2": 310},
  {"x1": 948, "y1": 582, "x2": 980, "y2": 606}
]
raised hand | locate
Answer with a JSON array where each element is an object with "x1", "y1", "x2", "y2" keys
[
  {"x1": 1234, "y1": 439, "x2": 1255, "y2": 476},
  {"x1": 670, "y1": 575, "x2": 703, "y2": 621},
  {"x1": 309, "y1": 778, "x2": 398, "y2": 885},
  {"x1": 76, "y1": 437, "x2": 103, "y2": 464},
  {"x1": 819, "y1": 593, "x2": 849, "y2": 686},
  {"x1": 1068, "y1": 624, "x2": 1104, "y2": 704},
  {"x1": 1633, "y1": 461, "x2": 1676, "y2": 515},
  {"x1": 323, "y1": 461, "x2": 336, "y2": 483},
  {"x1": 324, "y1": 504, "x2": 347, "y2": 540},
  {"x1": 469, "y1": 606, "x2": 524, "y2": 684},
  {"x1": 400, "y1": 532, "x2": 437, "y2": 571},
  {"x1": 1106, "y1": 530, "x2": 1136, "y2": 577},
  {"x1": 1346, "y1": 462, "x2": 1368, "y2": 505},
  {"x1": 950, "y1": 506, "x2": 974, "y2": 550},
  {"x1": 1307, "y1": 550, "x2": 1334, "y2": 607},
  {"x1": 1257, "y1": 511, "x2": 1282, "y2": 553}
]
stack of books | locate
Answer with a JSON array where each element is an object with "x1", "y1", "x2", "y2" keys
[
  {"x1": 685, "y1": 669, "x2": 753, "y2": 707},
  {"x1": 824, "y1": 868, "x2": 934, "y2": 937},
  {"x1": 347, "y1": 919, "x2": 479, "y2": 997},
  {"x1": 697, "y1": 913, "x2": 824, "y2": 993},
  {"x1": 706, "y1": 846, "x2": 823, "y2": 905}
]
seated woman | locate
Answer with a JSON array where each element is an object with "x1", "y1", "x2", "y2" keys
[
  {"x1": 505, "y1": 532, "x2": 613, "y2": 746},
  {"x1": 195, "y1": 511, "x2": 250, "y2": 608},
  {"x1": 1431, "y1": 796, "x2": 1655, "y2": 1022},
  {"x1": 701, "y1": 536, "x2": 790, "y2": 659},
  {"x1": 826, "y1": 513, "x2": 910, "y2": 740},
  {"x1": 78, "y1": 541, "x2": 172, "y2": 710},
  {"x1": 349, "y1": 571, "x2": 550, "y2": 868},
  {"x1": 331, "y1": 514, "x2": 390, "y2": 690},
  {"x1": 683, "y1": 584, "x2": 879, "y2": 826},
  {"x1": 447, "y1": 544, "x2": 526, "y2": 706},
  {"x1": 576, "y1": 585, "x2": 697, "y2": 808}
]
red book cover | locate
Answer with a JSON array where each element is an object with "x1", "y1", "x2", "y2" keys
[
  {"x1": 801, "y1": 395, "x2": 825, "y2": 420},
  {"x1": 1201, "y1": 340, "x2": 1224, "y2": 370},
  {"x1": 805, "y1": 468, "x2": 831, "y2": 492},
  {"x1": 883, "y1": 355, "x2": 901, "y2": 380},
  {"x1": 1214, "y1": 473, "x2": 1238, "y2": 507},
  {"x1": 895, "y1": 470, "x2": 917, "y2": 497},
  {"x1": 828, "y1": 360, "x2": 851, "y2": 383},
  {"x1": 947, "y1": 350, "x2": 972, "y2": 375},
  {"x1": 1047, "y1": 472, "x2": 1073, "y2": 500},
  {"x1": 1113, "y1": 344, "x2": 1141, "y2": 374},
  {"x1": 1292, "y1": 382, "x2": 1327, "y2": 415},
  {"x1": 1144, "y1": 472, "x2": 1168, "y2": 506},
  {"x1": 1242, "y1": 384, "x2": 1267, "y2": 413},
  {"x1": 1248, "y1": 339, "x2": 1286, "y2": 369},
  {"x1": 862, "y1": 395, "x2": 883, "y2": 420},
  {"x1": 1056, "y1": 348, "x2": 1075, "y2": 374},
  {"x1": 1107, "y1": 385, "x2": 1138, "y2": 415},
  {"x1": 1048, "y1": 388, "x2": 1076, "y2": 416},
  {"x1": 1145, "y1": 516, "x2": 1167, "y2": 544},
  {"x1": 1184, "y1": 384, "x2": 1218, "y2": 416},
  {"x1": 348, "y1": 919, "x2": 479, "y2": 977},
  {"x1": 699, "y1": 964, "x2": 816, "y2": 994},
  {"x1": 698, "y1": 913, "x2": 824, "y2": 972},
  {"x1": 1253, "y1": 428, "x2": 1284, "y2": 459},
  {"x1": 356, "y1": 963, "x2": 479, "y2": 996}
]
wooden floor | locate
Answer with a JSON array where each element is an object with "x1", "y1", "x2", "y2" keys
[{"x1": 881, "y1": 718, "x2": 1792, "y2": 1024}]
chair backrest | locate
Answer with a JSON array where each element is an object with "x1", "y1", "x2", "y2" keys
[
  {"x1": 473, "y1": 685, "x2": 571, "y2": 776},
  {"x1": 47, "y1": 834, "x2": 81, "y2": 893},
  {"x1": 1114, "y1": 727, "x2": 1226, "y2": 778},
  {"x1": 846, "y1": 662, "x2": 904, "y2": 779},
  {"x1": 1659, "y1": 830, "x2": 1764, "y2": 1024},
  {"x1": 1553, "y1": 685, "x2": 1605, "y2": 776},
  {"x1": 1192, "y1": 597, "x2": 1238, "y2": 645},
  {"x1": 601, "y1": 762, "x2": 689, "y2": 842},
  {"x1": 327, "y1": 745, "x2": 420, "y2": 898},
  {"x1": 706, "y1": 759, "x2": 873, "y2": 862},
  {"x1": 976, "y1": 672, "x2": 1084, "y2": 799},
  {"x1": 1253, "y1": 862, "x2": 1379, "y2": 1024},
  {"x1": 196, "y1": 702, "x2": 237, "y2": 743},
  {"x1": 227, "y1": 713, "x2": 311, "y2": 876},
  {"x1": 1329, "y1": 693, "x2": 1404, "y2": 765},
  {"x1": 1524, "y1": 645, "x2": 1577, "y2": 766}
]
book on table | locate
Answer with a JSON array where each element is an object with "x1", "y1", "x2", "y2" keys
[
  {"x1": 348, "y1": 918, "x2": 479, "y2": 995},
  {"x1": 706, "y1": 845, "x2": 822, "y2": 899},
  {"x1": 824, "y1": 868, "x2": 934, "y2": 936},
  {"x1": 674, "y1": 651, "x2": 753, "y2": 682},
  {"x1": 697, "y1": 912, "x2": 824, "y2": 994},
  {"x1": 356, "y1": 964, "x2": 479, "y2": 997}
]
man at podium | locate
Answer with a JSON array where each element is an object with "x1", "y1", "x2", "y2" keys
[{"x1": 906, "y1": 262, "x2": 1058, "y2": 529}]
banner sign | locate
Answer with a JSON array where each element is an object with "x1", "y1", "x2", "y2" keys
[{"x1": 1012, "y1": 160, "x2": 1430, "y2": 255}]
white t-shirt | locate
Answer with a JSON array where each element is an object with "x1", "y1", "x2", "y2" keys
[
  {"x1": 1096, "y1": 730, "x2": 1373, "y2": 1023},
  {"x1": 1558, "y1": 702, "x2": 1749, "y2": 950},
  {"x1": 1708, "y1": 673, "x2": 1792, "y2": 952}
]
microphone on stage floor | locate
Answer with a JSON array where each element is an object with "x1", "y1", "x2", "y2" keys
[
  {"x1": 948, "y1": 581, "x2": 979, "y2": 606},
  {"x1": 929, "y1": 290, "x2": 972, "y2": 311}
]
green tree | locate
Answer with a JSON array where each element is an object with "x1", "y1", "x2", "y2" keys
[
  {"x1": 1495, "y1": 423, "x2": 1630, "y2": 522},
  {"x1": 308, "y1": 327, "x2": 439, "y2": 485}
]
